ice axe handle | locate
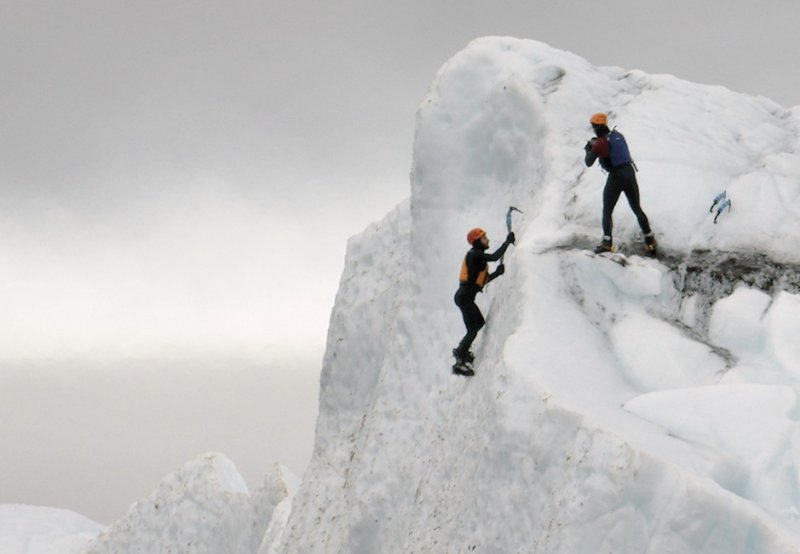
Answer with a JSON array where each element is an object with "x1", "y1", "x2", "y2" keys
[
  {"x1": 506, "y1": 206, "x2": 523, "y2": 232},
  {"x1": 501, "y1": 206, "x2": 523, "y2": 263}
]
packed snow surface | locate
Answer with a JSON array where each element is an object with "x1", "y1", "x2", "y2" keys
[{"x1": 5, "y1": 36, "x2": 800, "y2": 553}]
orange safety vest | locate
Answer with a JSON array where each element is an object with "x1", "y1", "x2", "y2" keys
[{"x1": 459, "y1": 254, "x2": 489, "y2": 288}]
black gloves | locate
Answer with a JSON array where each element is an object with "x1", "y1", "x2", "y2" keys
[
  {"x1": 495, "y1": 264, "x2": 505, "y2": 276},
  {"x1": 506, "y1": 232, "x2": 516, "y2": 245},
  {"x1": 584, "y1": 139, "x2": 595, "y2": 152}
]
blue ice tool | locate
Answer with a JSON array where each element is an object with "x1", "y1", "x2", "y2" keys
[
  {"x1": 713, "y1": 197, "x2": 731, "y2": 223},
  {"x1": 500, "y1": 206, "x2": 523, "y2": 264},
  {"x1": 709, "y1": 190, "x2": 727, "y2": 213},
  {"x1": 709, "y1": 190, "x2": 731, "y2": 223}
]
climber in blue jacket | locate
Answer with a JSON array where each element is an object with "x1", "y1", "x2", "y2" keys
[{"x1": 584, "y1": 112, "x2": 656, "y2": 256}]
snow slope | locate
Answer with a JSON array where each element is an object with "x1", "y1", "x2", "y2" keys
[{"x1": 278, "y1": 37, "x2": 800, "y2": 553}]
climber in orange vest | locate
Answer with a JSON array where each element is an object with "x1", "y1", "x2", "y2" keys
[{"x1": 452, "y1": 227, "x2": 515, "y2": 376}]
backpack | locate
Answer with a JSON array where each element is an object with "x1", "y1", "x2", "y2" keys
[{"x1": 607, "y1": 129, "x2": 633, "y2": 167}]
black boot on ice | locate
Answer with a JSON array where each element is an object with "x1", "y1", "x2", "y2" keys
[
  {"x1": 644, "y1": 233, "x2": 657, "y2": 257},
  {"x1": 452, "y1": 363, "x2": 475, "y2": 377},
  {"x1": 452, "y1": 349, "x2": 475, "y2": 364},
  {"x1": 452, "y1": 348, "x2": 475, "y2": 364},
  {"x1": 594, "y1": 236, "x2": 614, "y2": 254}
]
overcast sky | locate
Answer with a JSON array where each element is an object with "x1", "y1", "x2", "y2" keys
[
  {"x1": 2, "y1": 0, "x2": 799, "y2": 365},
  {"x1": 2, "y1": 0, "x2": 799, "y2": 523}
]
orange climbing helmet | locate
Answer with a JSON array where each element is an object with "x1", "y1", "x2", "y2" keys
[
  {"x1": 467, "y1": 228, "x2": 486, "y2": 244},
  {"x1": 590, "y1": 113, "x2": 608, "y2": 125}
]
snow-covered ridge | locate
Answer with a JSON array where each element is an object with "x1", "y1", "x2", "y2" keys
[{"x1": 279, "y1": 37, "x2": 800, "y2": 552}]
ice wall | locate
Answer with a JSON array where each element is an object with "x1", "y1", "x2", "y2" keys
[{"x1": 279, "y1": 37, "x2": 800, "y2": 553}]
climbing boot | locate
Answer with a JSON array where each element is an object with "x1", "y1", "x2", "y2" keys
[
  {"x1": 644, "y1": 233, "x2": 657, "y2": 257},
  {"x1": 453, "y1": 349, "x2": 475, "y2": 364},
  {"x1": 594, "y1": 236, "x2": 614, "y2": 254}
]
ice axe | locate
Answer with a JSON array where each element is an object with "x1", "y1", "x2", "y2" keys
[
  {"x1": 709, "y1": 191, "x2": 731, "y2": 224},
  {"x1": 500, "y1": 206, "x2": 523, "y2": 264}
]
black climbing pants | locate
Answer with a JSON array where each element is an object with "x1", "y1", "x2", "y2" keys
[
  {"x1": 454, "y1": 285, "x2": 484, "y2": 356},
  {"x1": 602, "y1": 164, "x2": 651, "y2": 238}
]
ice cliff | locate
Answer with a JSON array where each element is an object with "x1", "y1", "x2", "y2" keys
[{"x1": 276, "y1": 37, "x2": 800, "y2": 553}]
